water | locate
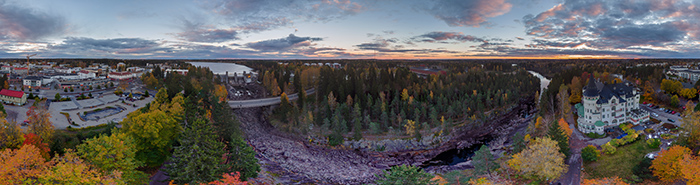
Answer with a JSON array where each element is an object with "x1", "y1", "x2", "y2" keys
[
  {"x1": 528, "y1": 70, "x2": 551, "y2": 99},
  {"x1": 188, "y1": 62, "x2": 256, "y2": 76}
]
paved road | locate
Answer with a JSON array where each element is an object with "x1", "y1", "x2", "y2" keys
[{"x1": 228, "y1": 88, "x2": 315, "y2": 108}]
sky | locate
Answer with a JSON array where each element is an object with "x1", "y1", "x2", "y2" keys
[{"x1": 1, "y1": 0, "x2": 700, "y2": 59}]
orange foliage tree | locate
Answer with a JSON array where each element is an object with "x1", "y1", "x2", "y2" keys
[
  {"x1": 0, "y1": 145, "x2": 48, "y2": 184},
  {"x1": 558, "y1": 118, "x2": 572, "y2": 138},
  {"x1": 680, "y1": 153, "x2": 700, "y2": 185},
  {"x1": 581, "y1": 177, "x2": 628, "y2": 185},
  {"x1": 651, "y1": 145, "x2": 692, "y2": 182},
  {"x1": 22, "y1": 133, "x2": 50, "y2": 159}
]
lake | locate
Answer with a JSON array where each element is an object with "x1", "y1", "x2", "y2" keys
[{"x1": 187, "y1": 62, "x2": 256, "y2": 76}]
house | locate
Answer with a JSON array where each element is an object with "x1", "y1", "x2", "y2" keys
[
  {"x1": 0, "y1": 89, "x2": 27, "y2": 105},
  {"x1": 23, "y1": 76, "x2": 42, "y2": 88},
  {"x1": 164, "y1": 69, "x2": 188, "y2": 77},
  {"x1": 109, "y1": 71, "x2": 133, "y2": 81},
  {"x1": 13, "y1": 67, "x2": 28, "y2": 75},
  {"x1": 577, "y1": 75, "x2": 648, "y2": 134}
]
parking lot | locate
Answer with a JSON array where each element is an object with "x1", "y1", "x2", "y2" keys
[{"x1": 640, "y1": 103, "x2": 683, "y2": 127}]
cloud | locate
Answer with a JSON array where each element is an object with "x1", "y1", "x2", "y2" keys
[
  {"x1": 354, "y1": 37, "x2": 461, "y2": 54},
  {"x1": 423, "y1": 0, "x2": 512, "y2": 27},
  {"x1": 206, "y1": 0, "x2": 365, "y2": 31},
  {"x1": 49, "y1": 37, "x2": 169, "y2": 55},
  {"x1": 246, "y1": 34, "x2": 322, "y2": 52},
  {"x1": 117, "y1": 9, "x2": 157, "y2": 20},
  {"x1": 0, "y1": 1, "x2": 67, "y2": 40},
  {"x1": 523, "y1": 0, "x2": 700, "y2": 51},
  {"x1": 413, "y1": 31, "x2": 485, "y2": 43}
]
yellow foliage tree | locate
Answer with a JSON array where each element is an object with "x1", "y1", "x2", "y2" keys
[
  {"x1": 40, "y1": 149, "x2": 124, "y2": 184},
  {"x1": 213, "y1": 85, "x2": 228, "y2": 102},
  {"x1": 26, "y1": 105, "x2": 54, "y2": 143},
  {"x1": 0, "y1": 118, "x2": 24, "y2": 149},
  {"x1": 405, "y1": 119, "x2": 416, "y2": 136},
  {"x1": 581, "y1": 177, "x2": 629, "y2": 185},
  {"x1": 651, "y1": 145, "x2": 692, "y2": 182},
  {"x1": 401, "y1": 88, "x2": 409, "y2": 101},
  {"x1": 507, "y1": 137, "x2": 567, "y2": 182},
  {"x1": 534, "y1": 116, "x2": 544, "y2": 130},
  {"x1": 680, "y1": 88, "x2": 698, "y2": 99},
  {"x1": 681, "y1": 101, "x2": 700, "y2": 149}
]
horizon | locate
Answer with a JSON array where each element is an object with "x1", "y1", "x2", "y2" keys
[{"x1": 0, "y1": 0, "x2": 699, "y2": 59}]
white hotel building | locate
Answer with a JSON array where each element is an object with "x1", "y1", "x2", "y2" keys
[{"x1": 577, "y1": 75, "x2": 649, "y2": 134}]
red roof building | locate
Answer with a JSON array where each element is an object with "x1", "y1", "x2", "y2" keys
[{"x1": 0, "y1": 89, "x2": 27, "y2": 105}]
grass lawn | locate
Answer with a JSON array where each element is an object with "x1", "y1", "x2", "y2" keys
[{"x1": 583, "y1": 139, "x2": 655, "y2": 179}]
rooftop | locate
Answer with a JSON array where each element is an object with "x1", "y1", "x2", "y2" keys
[{"x1": 0, "y1": 89, "x2": 24, "y2": 98}]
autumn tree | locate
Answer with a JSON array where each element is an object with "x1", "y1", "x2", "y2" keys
[
  {"x1": 670, "y1": 95, "x2": 680, "y2": 107},
  {"x1": 602, "y1": 142, "x2": 616, "y2": 155},
  {"x1": 472, "y1": 145, "x2": 497, "y2": 177},
  {"x1": 558, "y1": 118, "x2": 572, "y2": 138},
  {"x1": 581, "y1": 177, "x2": 629, "y2": 185},
  {"x1": 204, "y1": 172, "x2": 247, "y2": 185},
  {"x1": 40, "y1": 149, "x2": 124, "y2": 184},
  {"x1": 507, "y1": 137, "x2": 567, "y2": 182},
  {"x1": 651, "y1": 145, "x2": 692, "y2": 182},
  {"x1": 375, "y1": 165, "x2": 434, "y2": 185},
  {"x1": 122, "y1": 109, "x2": 181, "y2": 167},
  {"x1": 0, "y1": 145, "x2": 48, "y2": 184},
  {"x1": 77, "y1": 133, "x2": 147, "y2": 184},
  {"x1": 26, "y1": 105, "x2": 54, "y2": 143},
  {"x1": 404, "y1": 119, "x2": 416, "y2": 136},
  {"x1": 0, "y1": 118, "x2": 24, "y2": 149},
  {"x1": 164, "y1": 119, "x2": 226, "y2": 184},
  {"x1": 681, "y1": 101, "x2": 700, "y2": 149},
  {"x1": 643, "y1": 80, "x2": 655, "y2": 101},
  {"x1": 680, "y1": 153, "x2": 700, "y2": 185},
  {"x1": 22, "y1": 133, "x2": 50, "y2": 159},
  {"x1": 680, "y1": 88, "x2": 698, "y2": 99},
  {"x1": 558, "y1": 84, "x2": 570, "y2": 116}
]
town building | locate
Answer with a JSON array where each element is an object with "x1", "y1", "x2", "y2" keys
[
  {"x1": 13, "y1": 67, "x2": 28, "y2": 75},
  {"x1": 23, "y1": 76, "x2": 42, "y2": 88},
  {"x1": 164, "y1": 69, "x2": 188, "y2": 77},
  {"x1": 78, "y1": 70, "x2": 96, "y2": 79},
  {"x1": 577, "y1": 75, "x2": 648, "y2": 134},
  {"x1": 0, "y1": 89, "x2": 27, "y2": 105},
  {"x1": 109, "y1": 71, "x2": 133, "y2": 80}
]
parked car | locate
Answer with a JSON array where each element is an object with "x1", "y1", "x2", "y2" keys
[
  {"x1": 668, "y1": 119, "x2": 676, "y2": 123},
  {"x1": 643, "y1": 102, "x2": 648, "y2": 104},
  {"x1": 652, "y1": 113, "x2": 659, "y2": 117},
  {"x1": 660, "y1": 108, "x2": 666, "y2": 111},
  {"x1": 671, "y1": 111, "x2": 676, "y2": 114}
]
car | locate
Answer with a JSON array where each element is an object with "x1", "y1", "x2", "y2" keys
[
  {"x1": 660, "y1": 108, "x2": 666, "y2": 111},
  {"x1": 667, "y1": 110, "x2": 673, "y2": 113},
  {"x1": 643, "y1": 102, "x2": 648, "y2": 104},
  {"x1": 668, "y1": 119, "x2": 676, "y2": 123},
  {"x1": 652, "y1": 113, "x2": 659, "y2": 117},
  {"x1": 654, "y1": 105, "x2": 660, "y2": 109},
  {"x1": 671, "y1": 111, "x2": 676, "y2": 114},
  {"x1": 683, "y1": 106, "x2": 686, "y2": 109},
  {"x1": 649, "y1": 104, "x2": 654, "y2": 107}
]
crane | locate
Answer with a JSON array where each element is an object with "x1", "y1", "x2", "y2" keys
[{"x1": 26, "y1": 54, "x2": 37, "y2": 63}]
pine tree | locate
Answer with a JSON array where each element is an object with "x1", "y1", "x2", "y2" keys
[
  {"x1": 353, "y1": 103, "x2": 362, "y2": 140},
  {"x1": 227, "y1": 136, "x2": 260, "y2": 181},
  {"x1": 548, "y1": 120, "x2": 571, "y2": 159},
  {"x1": 472, "y1": 145, "x2": 497, "y2": 177},
  {"x1": 164, "y1": 119, "x2": 226, "y2": 184}
]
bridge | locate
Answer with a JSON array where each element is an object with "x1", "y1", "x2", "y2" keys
[{"x1": 228, "y1": 88, "x2": 316, "y2": 108}]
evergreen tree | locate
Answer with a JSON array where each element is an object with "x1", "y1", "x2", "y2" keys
[
  {"x1": 472, "y1": 145, "x2": 497, "y2": 177},
  {"x1": 353, "y1": 103, "x2": 362, "y2": 140},
  {"x1": 164, "y1": 119, "x2": 226, "y2": 184},
  {"x1": 227, "y1": 136, "x2": 260, "y2": 181},
  {"x1": 547, "y1": 120, "x2": 571, "y2": 159}
]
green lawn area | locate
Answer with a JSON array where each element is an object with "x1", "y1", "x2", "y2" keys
[{"x1": 583, "y1": 139, "x2": 655, "y2": 179}]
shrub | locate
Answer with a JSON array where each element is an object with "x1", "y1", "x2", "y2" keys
[
  {"x1": 582, "y1": 145, "x2": 600, "y2": 162},
  {"x1": 328, "y1": 133, "x2": 344, "y2": 146},
  {"x1": 646, "y1": 138, "x2": 661, "y2": 149},
  {"x1": 603, "y1": 143, "x2": 616, "y2": 155}
]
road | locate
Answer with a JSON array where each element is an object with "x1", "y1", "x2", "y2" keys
[{"x1": 228, "y1": 88, "x2": 315, "y2": 108}]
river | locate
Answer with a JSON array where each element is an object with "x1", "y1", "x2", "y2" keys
[
  {"x1": 528, "y1": 70, "x2": 551, "y2": 99},
  {"x1": 188, "y1": 62, "x2": 256, "y2": 76}
]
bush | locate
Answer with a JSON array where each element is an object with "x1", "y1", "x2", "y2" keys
[
  {"x1": 375, "y1": 165, "x2": 434, "y2": 185},
  {"x1": 603, "y1": 143, "x2": 616, "y2": 155},
  {"x1": 646, "y1": 138, "x2": 661, "y2": 149},
  {"x1": 582, "y1": 145, "x2": 600, "y2": 162}
]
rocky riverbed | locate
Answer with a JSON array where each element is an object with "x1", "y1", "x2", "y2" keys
[{"x1": 237, "y1": 96, "x2": 537, "y2": 184}]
